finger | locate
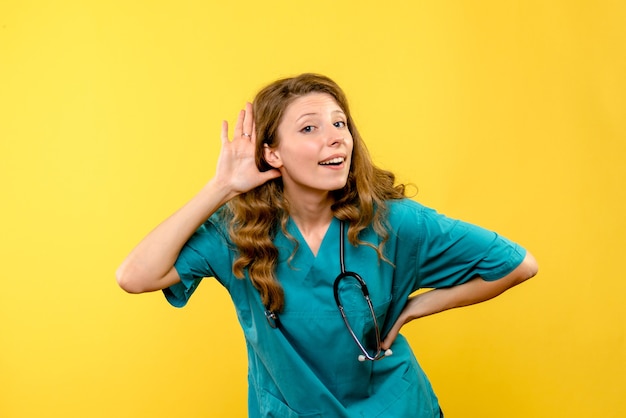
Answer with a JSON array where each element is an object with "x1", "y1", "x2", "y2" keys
[
  {"x1": 260, "y1": 168, "x2": 282, "y2": 182},
  {"x1": 233, "y1": 109, "x2": 245, "y2": 139},
  {"x1": 220, "y1": 120, "x2": 229, "y2": 144},
  {"x1": 381, "y1": 332, "x2": 396, "y2": 351},
  {"x1": 381, "y1": 322, "x2": 401, "y2": 350},
  {"x1": 242, "y1": 102, "x2": 254, "y2": 140}
]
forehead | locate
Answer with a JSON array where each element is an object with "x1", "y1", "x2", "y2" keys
[{"x1": 283, "y1": 92, "x2": 344, "y2": 119}]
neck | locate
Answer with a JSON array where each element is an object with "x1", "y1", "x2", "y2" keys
[{"x1": 284, "y1": 189, "x2": 334, "y2": 234}]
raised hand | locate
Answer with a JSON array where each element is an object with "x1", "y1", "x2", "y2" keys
[
  {"x1": 213, "y1": 102, "x2": 281, "y2": 199},
  {"x1": 117, "y1": 103, "x2": 282, "y2": 293}
]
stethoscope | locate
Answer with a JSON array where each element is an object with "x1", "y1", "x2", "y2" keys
[
  {"x1": 333, "y1": 221, "x2": 393, "y2": 361},
  {"x1": 264, "y1": 221, "x2": 392, "y2": 362}
]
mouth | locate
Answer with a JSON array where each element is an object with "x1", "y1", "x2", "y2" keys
[{"x1": 318, "y1": 156, "x2": 346, "y2": 166}]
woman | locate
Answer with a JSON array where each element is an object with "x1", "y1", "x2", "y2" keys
[{"x1": 117, "y1": 73, "x2": 538, "y2": 417}]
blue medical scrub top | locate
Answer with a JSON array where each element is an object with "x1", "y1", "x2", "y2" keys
[{"x1": 163, "y1": 199, "x2": 526, "y2": 417}]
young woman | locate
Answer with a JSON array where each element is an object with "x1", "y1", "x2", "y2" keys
[{"x1": 117, "y1": 73, "x2": 538, "y2": 417}]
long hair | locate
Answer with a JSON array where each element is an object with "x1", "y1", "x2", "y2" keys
[{"x1": 222, "y1": 73, "x2": 405, "y2": 312}]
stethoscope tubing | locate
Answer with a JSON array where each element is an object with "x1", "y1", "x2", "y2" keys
[
  {"x1": 264, "y1": 220, "x2": 392, "y2": 361},
  {"x1": 333, "y1": 222, "x2": 391, "y2": 361}
]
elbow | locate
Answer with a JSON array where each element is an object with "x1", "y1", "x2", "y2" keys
[
  {"x1": 498, "y1": 252, "x2": 538, "y2": 290},
  {"x1": 116, "y1": 261, "x2": 173, "y2": 294},
  {"x1": 116, "y1": 264, "x2": 148, "y2": 294},
  {"x1": 518, "y1": 251, "x2": 539, "y2": 284}
]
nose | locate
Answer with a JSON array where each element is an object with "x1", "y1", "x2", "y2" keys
[
  {"x1": 328, "y1": 136, "x2": 344, "y2": 147},
  {"x1": 327, "y1": 128, "x2": 345, "y2": 147}
]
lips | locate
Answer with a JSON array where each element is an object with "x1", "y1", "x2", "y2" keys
[{"x1": 319, "y1": 156, "x2": 345, "y2": 165}]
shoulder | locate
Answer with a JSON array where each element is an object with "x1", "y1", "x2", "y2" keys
[
  {"x1": 386, "y1": 198, "x2": 466, "y2": 226},
  {"x1": 385, "y1": 198, "x2": 429, "y2": 224},
  {"x1": 187, "y1": 207, "x2": 234, "y2": 248},
  {"x1": 380, "y1": 199, "x2": 431, "y2": 244},
  {"x1": 386, "y1": 198, "x2": 425, "y2": 212},
  {"x1": 384, "y1": 198, "x2": 467, "y2": 242}
]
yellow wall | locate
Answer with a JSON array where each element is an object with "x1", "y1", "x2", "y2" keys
[{"x1": 1, "y1": 1, "x2": 624, "y2": 416}]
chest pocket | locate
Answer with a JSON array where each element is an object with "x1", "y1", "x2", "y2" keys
[
  {"x1": 335, "y1": 278, "x2": 391, "y2": 359},
  {"x1": 327, "y1": 294, "x2": 393, "y2": 402}
]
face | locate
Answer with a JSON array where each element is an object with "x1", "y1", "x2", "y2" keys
[{"x1": 264, "y1": 92, "x2": 354, "y2": 200}]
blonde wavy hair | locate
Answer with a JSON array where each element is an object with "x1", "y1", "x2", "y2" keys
[{"x1": 221, "y1": 73, "x2": 405, "y2": 312}]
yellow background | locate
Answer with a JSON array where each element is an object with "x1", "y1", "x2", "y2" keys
[{"x1": 1, "y1": 1, "x2": 624, "y2": 416}]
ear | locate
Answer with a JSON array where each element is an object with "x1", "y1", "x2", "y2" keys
[{"x1": 263, "y1": 143, "x2": 283, "y2": 169}]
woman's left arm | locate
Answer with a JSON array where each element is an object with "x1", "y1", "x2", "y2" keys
[{"x1": 382, "y1": 252, "x2": 538, "y2": 350}]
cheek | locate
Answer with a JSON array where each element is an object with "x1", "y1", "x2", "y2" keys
[
  {"x1": 346, "y1": 136, "x2": 355, "y2": 155},
  {"x1": 286, "y1": 142, "x2": 318, "y2": 162},
  {"x1": 277, "y1": 147, "x2": 311, "y2": 174}
]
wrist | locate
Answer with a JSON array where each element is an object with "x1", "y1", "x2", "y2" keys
[{"x1": 204, "y1": 177, "x2": 239, "y2": 205}]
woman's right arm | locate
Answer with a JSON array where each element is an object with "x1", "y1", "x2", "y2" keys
[
  {"x1": 115, "y1": 180, "x2": 234, "y2": 293},
  {"x1": 116, "y1": 103, "x2": 281, "y2": 294}
]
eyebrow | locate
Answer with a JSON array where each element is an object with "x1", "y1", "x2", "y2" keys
[{"x1": 296, "y1": 109, "x2": 346, "y2": 122}]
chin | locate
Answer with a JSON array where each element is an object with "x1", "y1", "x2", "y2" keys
[{"x1": 329, "y1": 179, "x2": 349, "y2": 192}]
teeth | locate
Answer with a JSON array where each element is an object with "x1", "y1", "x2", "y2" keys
[{"x1": 319, "y1": 157, "x2": 344, "y2": 165}]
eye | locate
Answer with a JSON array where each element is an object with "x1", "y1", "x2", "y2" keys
[
  {"x1": 301, "y1": 125, "x2": 315, "y2": 133},
  {"x1": 334, "y1": 121, "x2": 347, "y2": 128}
]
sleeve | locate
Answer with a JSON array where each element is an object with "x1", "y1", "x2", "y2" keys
[
  {"x1": 162, "y1": 217, "x2": 235, "y2": 308},
  {"x1": 413, "y1": 205, "x2": 527, "y2": 291}
]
